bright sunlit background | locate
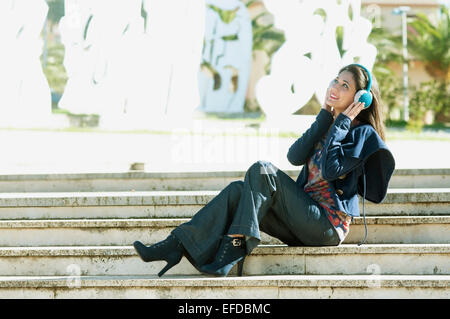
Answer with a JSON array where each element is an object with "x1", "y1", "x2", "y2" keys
[{"x1": 0, "y1": 0, "x2": 448, "y2": 173}]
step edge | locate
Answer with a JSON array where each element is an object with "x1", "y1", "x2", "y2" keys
[
  {"x1": 0, "y1": 244, "x2": 448, "y2": 257},
  {"x1": 0, "y1": 168, "x2": 448, "y2": 181},
  {"x1": 0, "y1": 189, "x2": 448, "y2": 207},
  {"x1": 0, "y1": 274, "x2": 448, "y2": 288},
  {"x1": 1, "y1": 216, "x2": 449, "y2": 228}
]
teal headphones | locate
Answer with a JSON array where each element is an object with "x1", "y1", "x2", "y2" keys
[{"x1": 352, "y1": 63, "x2": 373, "y2": 108}]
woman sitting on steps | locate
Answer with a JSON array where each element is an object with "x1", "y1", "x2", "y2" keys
[{"x1": 133, "y1": 63, "x2": 395, "y2": 277}]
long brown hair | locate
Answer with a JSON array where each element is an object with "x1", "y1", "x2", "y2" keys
[{"x1": 338, "y1": 64, "x2": 386, "y2": 141}]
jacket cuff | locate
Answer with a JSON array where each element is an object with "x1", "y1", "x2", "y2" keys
[
  {"x1": 316, "y1": 109, "x2": 334, "y2": 126},
  {"x1": 334, "y1": 113, "x2": 352, "y2": 129},
  {"x1": 330, "y1": 113, "x2": 352, "y2": 141}
]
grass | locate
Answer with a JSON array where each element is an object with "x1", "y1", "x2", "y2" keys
[
  {"x1": 196, "y1": 111, "x2": 266, "y2": 122},
  {"x1": 385, "y1": 128, "x2": 450, "y2": 141},
  {"x1": 0, "y1": 109, "x2": 448, "y2": 141},
  {"x1": 1, "y1": 123, "x2": 449, "y2": 141}
]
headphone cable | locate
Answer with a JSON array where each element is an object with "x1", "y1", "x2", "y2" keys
[{"x1": 358, "y1": 164, "x2": 368, "y2": 246}]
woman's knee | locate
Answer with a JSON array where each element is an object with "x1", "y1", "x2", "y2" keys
[
  {"x1": 248, "y1": 160, "x2": 263, "y2": 171},
  {"x1": 248, "y1": 160, "x2": 277, "y2": 175}
]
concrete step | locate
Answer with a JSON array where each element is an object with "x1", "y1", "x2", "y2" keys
[
  {"x1": 1, "y1": 168, "x2": 447, "y2": 299},
  {"x1": 0, "y1": 274, "x2": 448, "y2": 298},
  {"x1": 0, "y1": 168, "x2": 448, "y2": 193},
  {"x1": 0, "y1": 216, "x2": 449, "y2": 246},
  {"x1": 0, "y1": 189, "x2": 448, "y2": 220},
  {"x1": 0, "y1": 244, "x2": 448, "y2": 277}
]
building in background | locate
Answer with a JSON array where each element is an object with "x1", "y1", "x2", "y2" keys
[{"x1": 365, "y1": 0, "x2": 442, "y2": 85}]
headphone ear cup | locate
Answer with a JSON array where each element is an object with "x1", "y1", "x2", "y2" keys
[{"x1": 354, "y1": 90, "x2": 372, "y2": 108}]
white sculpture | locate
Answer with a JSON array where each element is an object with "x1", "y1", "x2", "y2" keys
[
  {"x1": 58, "y1": 0, "x2": 100, "y2": 115},
  {"x1": 256, "y1": 0, "x2": 377, "y2": 123},
  {"x1": 0, "y1": 0, "x2": 51, "y2": 127},
  {"x1": 0, "y1": 0, "x2": 377, "y2": 129},
  {"x1": 58, "y1": 0, "x2": 205, "y2": 128},
  {"x1": 89, "y1": 0, "x2": 146, "y2": 127},
  {"x1": 139, "y1": 0, "x2": 206, "y2": 118},
  {"x1": 58, "y1": 0, "x2": 144, "y2": 117},
  {"x1": 199, "y1": 0, "x2": 252, "y2": 113}
]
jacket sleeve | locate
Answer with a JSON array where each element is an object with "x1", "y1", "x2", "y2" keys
[
  {"x1": 287, "y1": 109, "x2": 334, "y2": 166},
  {"x1": 320, "y1": 113, "x2": 365, "y2": 181}
]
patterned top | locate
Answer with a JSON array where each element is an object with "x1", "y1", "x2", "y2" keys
[{"x1": 303, "y1": 137, "x2": 352, "y2": 242}]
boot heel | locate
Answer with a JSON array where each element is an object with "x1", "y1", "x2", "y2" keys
[
  {"x1": 237, "y1": 258, "x2": 245, "y2": 277},
  {"x1": 201, "y1": 236, "x2": 246, "y2": 277},
  {"x1": 157, "y1": 252, "x2": 182, "y2": 277},
  {"x1": 133, "y1": 234, "x2": 185, "y2": 277}
]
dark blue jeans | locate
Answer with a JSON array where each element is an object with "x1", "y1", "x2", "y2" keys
[{"x1": 172, "y1": 160, "x2": 340, "y2": 268}]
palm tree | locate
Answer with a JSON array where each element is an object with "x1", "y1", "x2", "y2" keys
[
  {"x1": 407, "y1": 5, "x2": 449, "y2": 82},
  {"x1": 407, "y1": 5, "x2": 449, "y2": 123}
]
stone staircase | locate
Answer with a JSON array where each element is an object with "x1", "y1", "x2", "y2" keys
[{"x1": 0, "y1": 168, "x2": 448, "y2": 298}]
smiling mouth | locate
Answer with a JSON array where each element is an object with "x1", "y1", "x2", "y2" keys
[{"x1": 329, "y1": 94, "x2": 339, "y2": 101}]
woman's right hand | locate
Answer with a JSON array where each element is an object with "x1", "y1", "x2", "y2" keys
[{"x1": 322, "y1": 88, "x2": 334, "y2": 116}]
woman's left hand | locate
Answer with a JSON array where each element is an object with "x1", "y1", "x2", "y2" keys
[{"x1": 342, "y1": 101, "x2": 365, "y2": 121}]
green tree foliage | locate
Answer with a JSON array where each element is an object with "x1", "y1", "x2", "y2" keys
[
  {"x1": 408, "y1": 80, "x2": 449, "y2": 130},
  {"x1": 407, "y1": 5, "x2": 449, "y2": 125},
  {"x1": 407, "y1": 5, "x2": 449, "y2": 81},
  {"x1": 367, "y1": 20, "x2": 403, "y2": 121}
]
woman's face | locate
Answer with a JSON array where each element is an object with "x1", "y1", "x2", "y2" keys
[{"x1": 325, "y1": 70, "x2": 357, "y2": 112}]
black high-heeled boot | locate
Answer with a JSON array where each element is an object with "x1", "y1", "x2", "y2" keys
[
  {"x1": 133, "y1": 234, "x2": 185, "y2": 277},
  {"x1": 201, "y1": 236, "x2": 246, "y2": 277}
]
